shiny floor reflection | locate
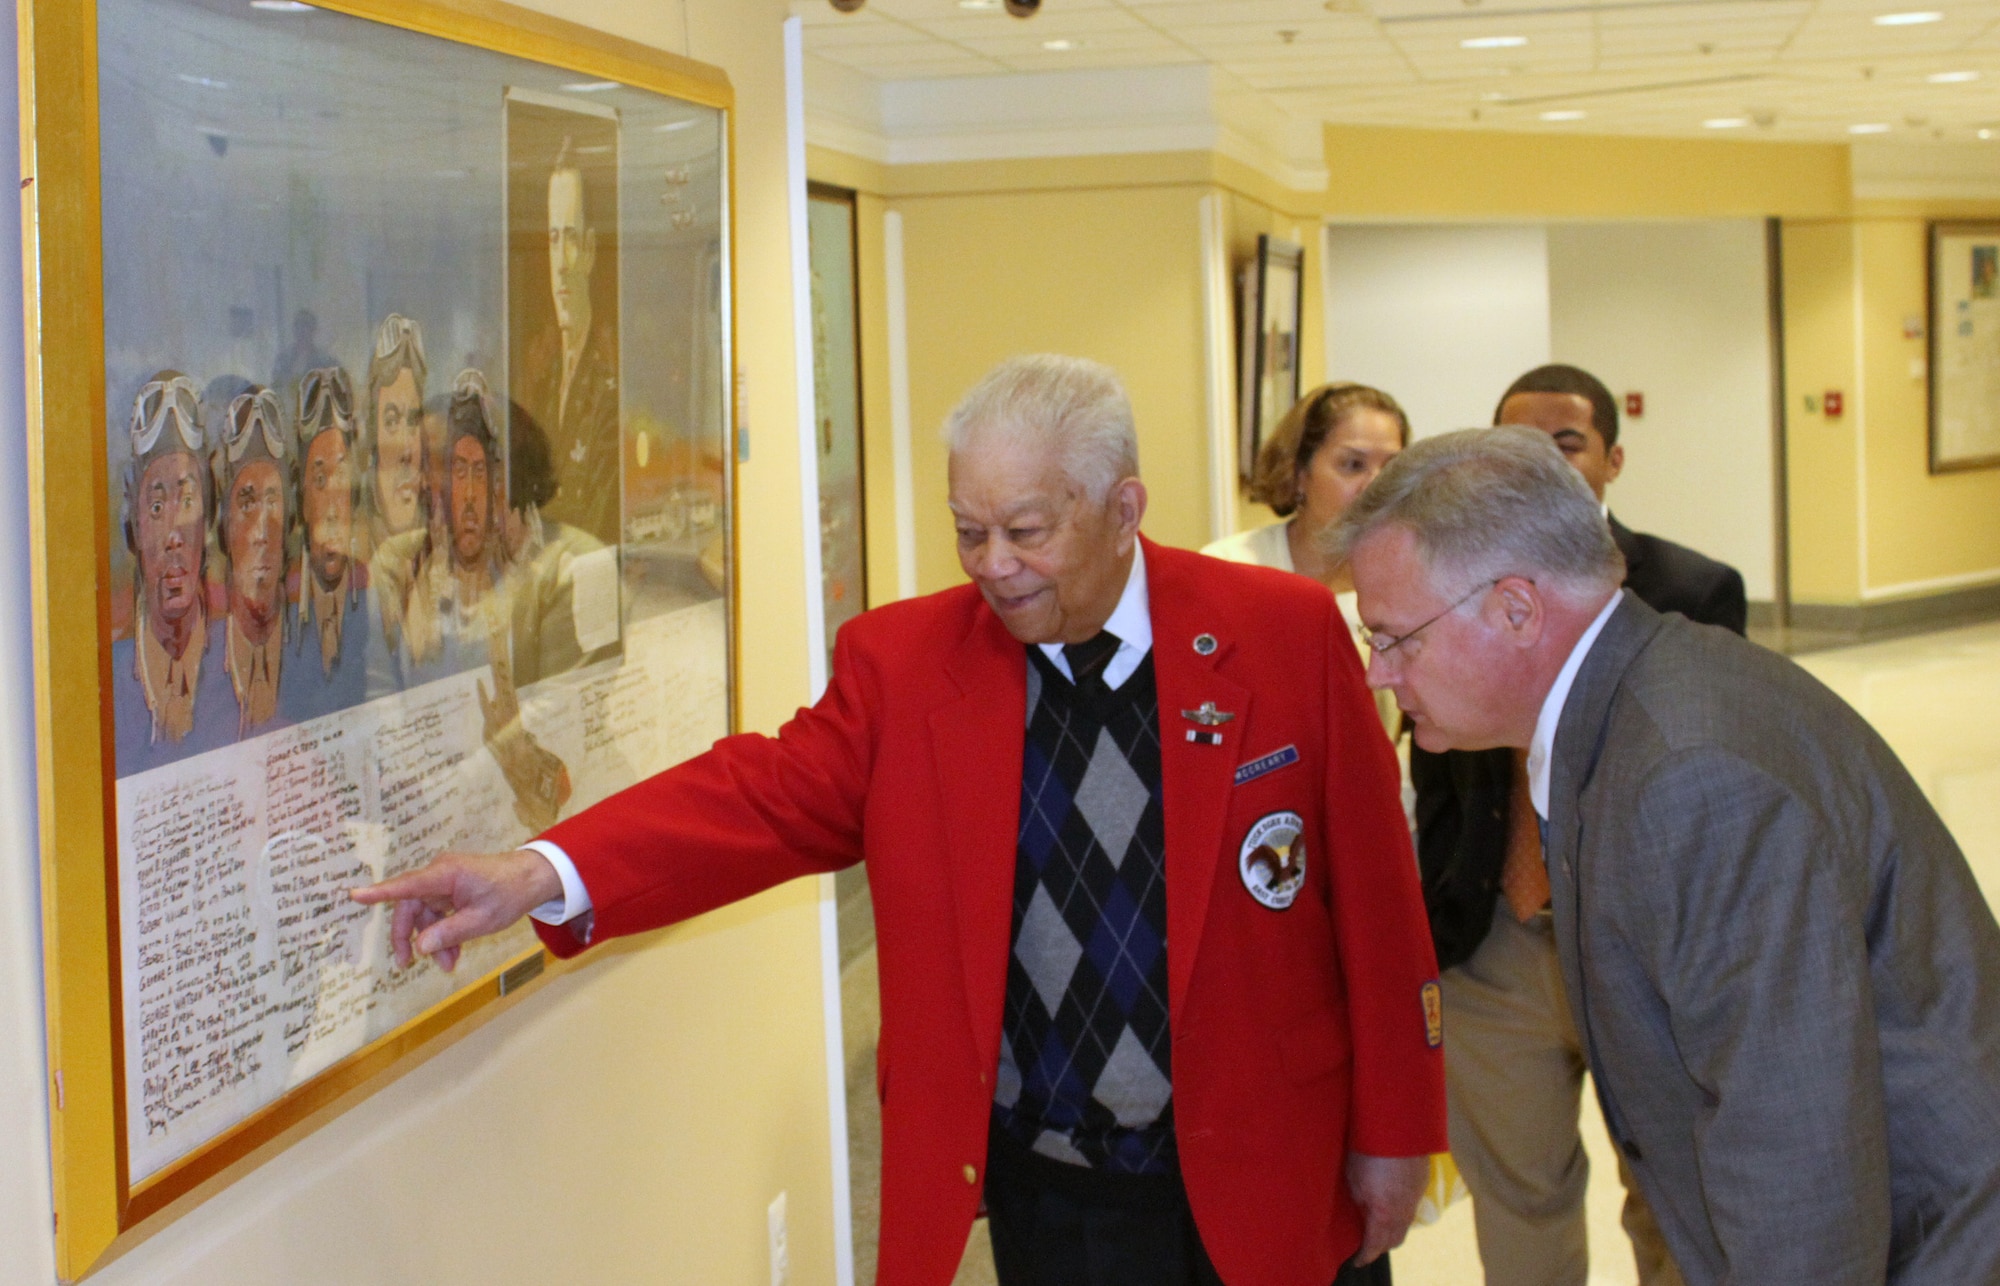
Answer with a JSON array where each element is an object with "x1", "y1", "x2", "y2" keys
[{"x1": 1393, "y1": 619, "x2": 2000, "y2": 1286}]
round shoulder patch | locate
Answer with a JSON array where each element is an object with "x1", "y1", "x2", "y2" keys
[{"x1": 1239, "y1": 810, "x2": 1307, "y2": 910}]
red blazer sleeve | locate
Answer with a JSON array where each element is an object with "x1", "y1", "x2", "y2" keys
[
  {"x1": 532, "y1": 624, "x2": 878, "y2": 958},
  {"x1": 1320, "y1": 596, "x2": 1448, "y2": 1157}
]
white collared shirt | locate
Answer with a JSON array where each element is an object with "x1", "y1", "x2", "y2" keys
[
  {"x1": 525, "y1": 541, "x2": 1157, "y2": 930},
  {"x1": 1035, "y1": 541, "x2": 1153, "y2": 691},
  {"x1": 1526, "y1": 590, "x2": 1624, "y2": 821}
]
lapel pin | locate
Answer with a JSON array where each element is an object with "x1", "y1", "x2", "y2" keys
[
  {"x1": 1193, "y1": 632, "x2": 1217, "y2": 656},
  {"x1": 1182, "y1": 701, "x2": 1235, "y2": 726}
]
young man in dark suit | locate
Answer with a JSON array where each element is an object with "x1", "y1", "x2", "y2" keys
[{"x1": 1412, "y1": 364, "x2": 1744, "y2": 1286}]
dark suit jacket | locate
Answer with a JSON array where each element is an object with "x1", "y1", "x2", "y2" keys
[
  {"x1": 1412, "y1": 516, "x2": 1747, "y2": 969},
  {"x1": 1546, "y1": 594, "x2": 2000, "y2": 1283}
]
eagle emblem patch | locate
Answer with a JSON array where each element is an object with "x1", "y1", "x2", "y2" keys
[{"x1": 1239, "y1": 811, "x2": 1307, "y2": 910}]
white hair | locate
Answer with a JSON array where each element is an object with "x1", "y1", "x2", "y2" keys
[
  {"x1": 1330, "y1": 426, "x2": 1624, "y2": 597},
  {"x1": 943, "y1": 354, "x2": 1139, "y2": 501}
]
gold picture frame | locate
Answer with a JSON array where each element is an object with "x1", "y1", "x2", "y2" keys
[{"x1": 21, "y1": 0, "x2": 739, "y2": 1274}]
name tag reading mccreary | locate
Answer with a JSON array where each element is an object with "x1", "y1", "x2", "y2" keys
[{"x1": 1234, "y1": 745, "x2": 1299, "y2": 787}]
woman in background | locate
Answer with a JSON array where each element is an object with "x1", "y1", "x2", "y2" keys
[
  {"x1": 1207, "y1": 381, "x2": 1468, "y2": 1235},
  {"x1": 1204, "y1": 381, "x2": 1409, "y2": 625}
]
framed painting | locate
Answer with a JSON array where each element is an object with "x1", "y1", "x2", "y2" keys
[
  {"x1": 806, "y1": 182, "x2": 866, "y2": 663},
  {"x1": 1929, "y1": 222, "x2": 2000, "y2": 473},
  {"x1": 1238, "y1": 234, "x2": 1305, "y2": 482},
  {"x1": 21, "y1": 0, "x2": 738, "y2": 1272}
]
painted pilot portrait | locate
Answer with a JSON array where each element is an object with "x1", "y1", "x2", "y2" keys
[
  {"x1": 365, "y1": 313, "x2": 428, "y2": 554},
  {"x1": 214, "y1": 385, "x2": 293, "y2": 736},
  {"x1": 112, "y1": 369, "x2": 236, "y2": 771},
  {"x1": 280, "y1": 364, "x2": 371, "y2": 722}
]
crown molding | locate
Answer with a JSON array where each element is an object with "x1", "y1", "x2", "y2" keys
[
  {"x1": 801, "y1": 57, "x2": 1329, "y2": 193},
  {"x1": 1850, "y1": 140, "x2": 2000, "y2": 202}
]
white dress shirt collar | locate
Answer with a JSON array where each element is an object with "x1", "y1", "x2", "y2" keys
[
  {"x1": 1526, "y1": 589, "x2": 1624, "y2": 820},
  {"x1": 1038, "y1": 541, "x2": 1153, "y2": 691}
]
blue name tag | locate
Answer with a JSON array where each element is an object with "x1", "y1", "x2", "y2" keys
[{"x1": 1234, "y1": 744, "x2": 1299, "y2": 787}]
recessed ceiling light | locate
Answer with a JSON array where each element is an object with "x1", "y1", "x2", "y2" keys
[
  {"x1": 1850, "y1": 122, "x2": 1893, "y2": 134},
  {"x1": 1704, "y1": 117, "x2": 1749, "y2": 129},
  {"x1": 1042, "y1": 38, "x2": 1078, "y2": 51},
  {"x1": 1541, "y1": 109, "x2": 1585, "y2": 121},
  {"x1": 563, "y1": 81, "x2": 620, "y2": 93},
  {"x1": 1462, "y1": 35, "x2": 1528, "y2": 49},
  {"x1": 1929, "y1": 70, "x2": 1981, "y2": 83},
  {"x1": 249, "y1": 0, "x2": 314, "y2": 10},
  {"x1": 959, "y1": 0, "x2": 1002, "y2": 8},
  {"x1": 1874, "y1": 10, "x2": 1942, "y2": 25},
  {"x1": 1982, "y1": 128, "x2": 1995, "y2": 139}
]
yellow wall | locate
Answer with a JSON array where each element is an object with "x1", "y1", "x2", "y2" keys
[
  {"x1": 1783, "y1": 203, "x2": 2000, "y2": 604},
  {"x1": 1322, "y1": 124, "x2": 1852, "y2": 221},
  {"x1": 0, "y1": 3, "x2": 845, "y2": 1283},
  {"x1": 1782, "y1": 221, "x2": 1864, "y2": 604},
  {"x1": 1854, "y1": 203, "x2": 2000, "y2": 597}
]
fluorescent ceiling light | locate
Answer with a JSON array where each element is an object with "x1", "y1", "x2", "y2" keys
[
  {"x1": 958, "y1": 0, "x2": 1002, "y2": 8},
  {"x1": 1874, "y1": 10, "x2": 1943, "y2": 25},
  {"x1": 1849, "y1": 122, "x2": 1893, "y2": 134},
  {"x1": 249, "y1": 1, "x2": 314, "y2": 10},
  {"x1": 1929, "y1": 70, "x2": 1981, "y2": 83},
  {"x1": 1042, "y1": 38, "x2": 1078, "y2": 51},
  {"x1": 177, "y1": 73, "x2": 228, "y2": 89},
  {"x1": 564, "y1": 81, "x2": 619, "y2": 93},
  {"x1": 1461, "y1": 35, "x2": 1528, "y2": 49},
  {"x1": 1704, "y1": 117, "x2": 1749, "y2": 129},
  {"x1": 1541, "y1": 109, "x2": 1585, "y2": 121},
  {"x1": 655, "y1": 120, "x2": 697, "y2": 132}
]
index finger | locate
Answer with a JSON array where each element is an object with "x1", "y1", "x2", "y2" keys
[{"x1": 348, "y1": 862, "x2": 455, "y2": 906}]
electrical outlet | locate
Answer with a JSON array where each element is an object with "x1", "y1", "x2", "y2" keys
[{"x1": 768, "y1": 1190, "x2": 789, "y2": 1286}]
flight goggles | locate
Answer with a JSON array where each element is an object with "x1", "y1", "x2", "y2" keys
[
  {"x1": 298, "y1": 365, "x2": 357, "y2": 444},
  {"x1": 128, "y1": 375, "x2": 203, "y2": 458},
  {"x1": 373, "y1": 313, "x2": 426, "y2": 366},
  {"x1": 223, "y1": 387, "x2": 288, "y2": 465}
]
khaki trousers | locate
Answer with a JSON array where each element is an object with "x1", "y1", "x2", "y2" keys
[{"x1": 1442, "y1": 903, "x2": 1685, "y2": 1286}]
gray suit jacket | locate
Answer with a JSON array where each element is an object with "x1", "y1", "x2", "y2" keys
[{"x1": 1544, "y1": 593, "x2": 2000, "y2": 1285}]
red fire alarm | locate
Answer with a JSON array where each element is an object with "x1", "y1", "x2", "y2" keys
[
  {"x1": 1824, "y1": 390, "x2": 1844, "y2": 417},
  {"x1": 1625, "y1": 392, "x2": 1644, "y2": 418}
]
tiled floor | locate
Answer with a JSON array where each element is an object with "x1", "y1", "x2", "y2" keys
[{"x1": 841, "y1": 620, "x2": 2000, "y2": 1286}]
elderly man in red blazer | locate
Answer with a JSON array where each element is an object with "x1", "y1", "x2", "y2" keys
[{"x1": 355, "y1": 355, "x2": 1446, "y2": 1286}]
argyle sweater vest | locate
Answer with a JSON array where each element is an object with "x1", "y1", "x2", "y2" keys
[{"x1": 992, "y1": 645, "x2": 1174, "y2": 1175}]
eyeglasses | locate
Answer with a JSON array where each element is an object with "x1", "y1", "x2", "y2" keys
[
  {"x1": 298, "y1": 366, "x2": 356, "y2": 440},
  {"x1": 1355, "y1": 579, "x2": 1503, "y2": 657},
  {"x1": 373, "y1": 313, "x2": 426, "y2": 366},
  {"x1": 224, "y1": 388, "x2": 287, "y2": 463},
  {"x1": 129, "y1": 375, "x2": 202, "y2": 456}
]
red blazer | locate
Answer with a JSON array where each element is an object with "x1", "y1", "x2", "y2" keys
[{"x1": 537, "y1": 537, "x2": 1446, "y2": 1286}]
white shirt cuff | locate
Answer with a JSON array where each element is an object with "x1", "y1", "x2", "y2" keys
[{"x1": 523, "y1": 839, "x2": 593, "y2": 926}]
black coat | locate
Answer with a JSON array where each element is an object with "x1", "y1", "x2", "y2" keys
[{"x1": 1412, "y1": 516, "x2": 1748, "y2": 970}]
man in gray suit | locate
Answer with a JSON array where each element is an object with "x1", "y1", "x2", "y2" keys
[{"x1": 1336, "y1": 425, "x2": 2000, "y2": 1283}]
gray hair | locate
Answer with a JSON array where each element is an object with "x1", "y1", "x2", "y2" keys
[
  {"x1": 1329, "y1": 426, "x2": 1624, "y2": 597},
  {"x1": 943, "y1": 354, "x2": 1139, "y2": 501}
]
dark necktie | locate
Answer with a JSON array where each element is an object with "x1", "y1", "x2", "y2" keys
[{"x1": 1062, "y1": 630, "x2": 1122, "y2": 695}]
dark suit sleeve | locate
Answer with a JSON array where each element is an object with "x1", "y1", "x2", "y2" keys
[
  {"x1": 1699, "y1": 564, "x2": 1749, "y2": 637},
  {"x1": 532, "y1": 624, "x2": 876, "y2": 957},
  {"x1": 1623, "y1": 748, "x2": 1891, "y2": 1282}
]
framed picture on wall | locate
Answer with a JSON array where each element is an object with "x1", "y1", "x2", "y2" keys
[
  {"x1": 1238, "y1": 235, "x2": 1305, "y2": 481},
  {"x1": 807, "y1": 182, "x2": 868, "y2": 663},
  {"x1": 21, "y1": 0, "x2": 737, "y2": 1271},
  {"x1": 1929, "y1": 221, "x2": 2000, "y2": 473}
]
